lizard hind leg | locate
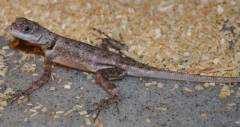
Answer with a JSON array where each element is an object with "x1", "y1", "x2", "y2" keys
[
  {"x1": 90, "y1": 67, "x2": 126, "y2": 120},
  {"x1": 92, "y1": 28, "x2": 128, "y2": 53},
  {"x1": 95, "y1": 67, "x2": 126, "y2": 96}
]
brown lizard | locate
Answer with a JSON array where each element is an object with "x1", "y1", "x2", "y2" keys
[{"x1": 5, "y1": 17, "x2": 240, "y2": 111}]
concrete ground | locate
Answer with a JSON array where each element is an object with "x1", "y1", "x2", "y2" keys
[{"x1": 0, "y1": 37, "x2": 240, "y2": 127}]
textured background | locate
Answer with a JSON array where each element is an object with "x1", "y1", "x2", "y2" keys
[{"x1": 0, "y1": 0, "x2": 240, "y2": 127}]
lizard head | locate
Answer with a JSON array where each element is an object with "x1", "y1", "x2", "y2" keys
[{"x1": 6, "y1": 17, "x2": 48, "y2": 45}]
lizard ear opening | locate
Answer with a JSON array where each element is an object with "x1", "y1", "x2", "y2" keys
[{"x1": 46, "y1": 41, "x2": 56, "y2": 50}]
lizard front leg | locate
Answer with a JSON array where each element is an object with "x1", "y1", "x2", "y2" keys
[
  {"x1": 8, "y1": 57, "x2": 52, "y2": 104},
  {"x1": 92, "y1": 28, "x2": 128, "y2": 53},
  {"x1": 91, "y1": 67, "x2": 126, "y2": 120}
]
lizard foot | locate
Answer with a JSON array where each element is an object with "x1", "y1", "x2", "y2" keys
[
  {"x1": 7, "y1": 90, "x2": 30, "y2": 104},
  {"x1": 88, "y1": 96, "x2": 120, "y2": 121}
]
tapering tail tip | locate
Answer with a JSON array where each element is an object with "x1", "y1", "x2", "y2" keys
[{"x1": 128, "y1": 67, "x2": 240, "y2": 83}]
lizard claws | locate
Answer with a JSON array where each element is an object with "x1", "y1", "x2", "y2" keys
[
  {"x1": 88, "y1": 96, "x2": 120, "y2": 121},
  {"x1": 7, "y1": 90, "x2": 29, "y2": 104}
]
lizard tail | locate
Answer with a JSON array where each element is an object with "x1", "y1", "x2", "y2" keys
[{"x1": 127, "y1": 66, "x2": 240, "y2": 83}]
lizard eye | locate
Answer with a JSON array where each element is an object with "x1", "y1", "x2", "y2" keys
[{"x1": 23, "y1": 26, "x2": 32, "y2": 33}]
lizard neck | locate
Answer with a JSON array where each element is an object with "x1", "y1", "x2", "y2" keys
[{"x1": 40, "y1": 32, "x2": 58, "y2": 50}]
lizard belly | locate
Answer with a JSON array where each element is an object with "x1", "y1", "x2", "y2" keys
[{"x1": 52, "y1": 56, "x2": 104, "y2": 72}]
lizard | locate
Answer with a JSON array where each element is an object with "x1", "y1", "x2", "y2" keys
[{"x1": 5, "y1": 17, "x2": 240, "y2": 112}]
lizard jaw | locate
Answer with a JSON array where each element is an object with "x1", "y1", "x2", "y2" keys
[{"x1": 7, "y1": 28, "x2": 43, "y2": 46}]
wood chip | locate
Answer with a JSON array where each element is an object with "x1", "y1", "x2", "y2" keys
[
  {"x1": 171, "y1": 84, "x2": 179, "y2": 91},
  {"x1": 73, "y1": 104, "x2": 83, "y2": 110},
  {"x1": 33, "y1": 104, "x2": 43, "y2": 110},
  {"x1": 0, "y1": 49, "x2": 8, "y2": 77},
  {"x1": 56, "y1": 111, "x2": 64, "y2": 114},
  {"x1": 64, "y1": 82, "x2": 72, "y2": 89},
  {"x1": 227, "y1": 103, "x2": 236, "y2": 107},
  {"x1": 203, "y1": 83, "x2": 210, "y2": 88},
  {"x1": 235, "y1": 121, "x2": 240, "y2": 125},
  {"x1": 157, "y1": 82, "x2": 164, "y2": 88},
  {"x1": 49, "y1": 86, "x2": 56, "y2": 91},
  {"x1": 155, "y1": 107, "x2": 167, "y2": 111},
  {"x1": 32, "y1": 73, "x2": 38, "y2": 76},
  {"x1": 2, "y1": 46, "x2": 9, "y2": 50},
  {"x1": 145, "y1": 81, "x2": 157, "y2": 87},
  {"x1": 209, "y1": 83, "x2": 215, "y2": 86},
  {"x1": 30, "y1": 112, "x2": 39, "y2": 118},
  {"x1": 145, "y1": 118, "x2": 151, "y2": 123},
  {"x1": 219, "y1": 85, "x2": 231, "y2": 98},
  {"x1": 41, "y1": 107, "x2": 47, "y2": 112},
  {"x1": 24, "y1": 118, "x2": 28, "y2": 122},
  {"x1": 95, "y1": 118, "x2": 104, "y2": 127},
  {"x1": 201, "y1": 113, "x2": 208, "y2": 119},
  {"x1": 29, "y1": 109, "x2": 37, "y2": 113},
  {"x1": 183, "y1": 87, "x2": 193, "y2": 93},
  {"x1": 79, "y1": 110, "x2": 87, "y2": 116},
  {"x1": 195, "y1": 85, "x2": 204, "y2": 91},
  {"x1": 21, "y1": 63, "x2": 36, "y2": 73},
  {"x1": 63, "y1": 108, "x2": 76, "y2": 116},
  {"x1": 85, "y1": 118, "x2": 91, "y2": 125}
]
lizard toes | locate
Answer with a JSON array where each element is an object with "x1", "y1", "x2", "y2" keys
[{"x1": 7, "y1": 90, "x2": 29, "y2": 104}]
